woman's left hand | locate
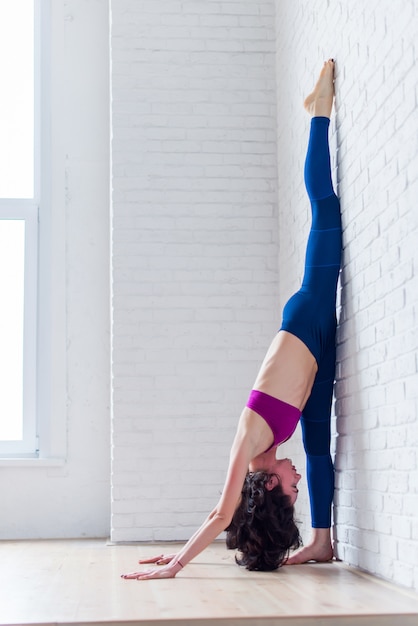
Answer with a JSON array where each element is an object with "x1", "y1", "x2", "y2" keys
[{"x1": 138, "y1": 553, "x2": 176, "y2": 565}]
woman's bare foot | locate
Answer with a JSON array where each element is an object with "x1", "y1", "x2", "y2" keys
[
  {"x1": 285, "y1": 528, "x2": 334, "y2": 565},
  {"x1": 304, "y1": 59, "x2": 335, "y2": 118}
]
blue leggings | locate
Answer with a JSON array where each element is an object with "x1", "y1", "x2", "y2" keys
[{"x1": 280, "y1": 117, "x2": 342, "y2": 528}]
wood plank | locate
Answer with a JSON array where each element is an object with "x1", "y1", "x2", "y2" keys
[{"x1": 0, "y1": 539, "x2": 417, "y2": 626}]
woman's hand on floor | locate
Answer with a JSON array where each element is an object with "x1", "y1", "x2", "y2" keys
[
  {"x1": 121, "y1": 562, "x2": 179, "y2": 580},
  {"x1": 138, "y1": 553, "x2": 176, "y2": 565}
]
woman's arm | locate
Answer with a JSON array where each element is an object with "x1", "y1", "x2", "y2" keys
[{"x1": 121, "y1": 429, "x2": 254, "y2": 580}]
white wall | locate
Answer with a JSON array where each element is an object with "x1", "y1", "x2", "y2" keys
[
  {"x1": 274, "y1": 0, "x2": 418, "y2": 592},
  {"x1": 0, "y1": 0, "x2": 111, "y2": 539},
  {"x1": 110, "y1": 0, "x2": 278, "y2": 542}
]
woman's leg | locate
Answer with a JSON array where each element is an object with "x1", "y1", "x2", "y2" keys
[
  {"x1": 302, "y1": 116, "x2": 342, "y2": 293},
  {"x1": 287, "y1": 61, "x2": 341, "y2": 565},
  {"x1": 301, "y1": 342, "x2": 336, "y2": 529},
  {"x1": 287, "y1": 343, "x2": 336, "y2": 564},
  {"x1": 287, "y1": 347, "x2": 336, "y2": 564}
]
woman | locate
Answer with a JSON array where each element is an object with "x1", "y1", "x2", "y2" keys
[{"x1": 122, "y1": 59, "x2": 341, "y2": 579}]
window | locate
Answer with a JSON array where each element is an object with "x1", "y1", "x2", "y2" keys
[{"x1": 0, "y1": 0, "x2": 39, "y2": 457}]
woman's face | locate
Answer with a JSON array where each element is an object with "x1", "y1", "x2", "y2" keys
[{"x1": 268, "y1": 458, "x2": 301, "y2": 504}]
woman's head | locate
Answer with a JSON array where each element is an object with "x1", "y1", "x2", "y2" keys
[
  {"x1": 225, "y1": 470, "x2": 302, "y2": 571},
  {"x1": 265, "y1": 457, "x2": 301, "y2": 505}
]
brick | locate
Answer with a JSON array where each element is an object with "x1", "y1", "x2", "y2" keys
[{"x1": 111, "y1": 0, "x2": 278, "y2": 543}]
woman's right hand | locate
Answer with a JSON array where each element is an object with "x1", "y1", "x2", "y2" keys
[
  {"x1": 138, "y1": 553, "x2": 177, "y2": 566},
  {"x1": 121, "y1": 562, "x2": 180, "y2": 580}
]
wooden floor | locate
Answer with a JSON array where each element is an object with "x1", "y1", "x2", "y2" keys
[{"x1": 1, "y1": 540, "x2": 418, "y2": 626}]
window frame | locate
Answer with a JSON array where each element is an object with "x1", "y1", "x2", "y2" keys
[
  {"x1": 0, "y1": 0, "x2": 40, "y2": 457},
  {"x1": 0, "y1": 204, "x2": 38, "y2": 457}
]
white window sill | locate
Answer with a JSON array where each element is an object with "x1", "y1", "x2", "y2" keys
[{"x1": 0, "y1": 457, "x2": 66, "y2": 467}]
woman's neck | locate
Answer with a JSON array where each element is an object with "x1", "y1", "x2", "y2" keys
[{"x1": 249, "y1": 446, "x2": 277, "y2": 472}]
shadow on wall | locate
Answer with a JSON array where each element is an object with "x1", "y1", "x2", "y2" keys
[{"x1": 332, "y1": 111, "x2": 368, "y2": 560}]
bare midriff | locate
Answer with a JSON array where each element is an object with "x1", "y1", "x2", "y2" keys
[{"x1": 252, "y1": 330, "x2": 318, "y2": 412}]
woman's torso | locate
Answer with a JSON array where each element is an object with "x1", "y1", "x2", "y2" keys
[
  {"x1": 236, "y1": 330, "x2": 318, "y2": 458},
  {"x1": 253, "y1": 330, "x2": 318, "y2": 410}
]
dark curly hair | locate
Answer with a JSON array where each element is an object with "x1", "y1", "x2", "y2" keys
[{"x1": 225, "y1": 470, "x2": 302, "y2": 571}]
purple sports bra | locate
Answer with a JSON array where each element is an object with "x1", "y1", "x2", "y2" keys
[{"x1": 246, "y1": 389, "x2": 301, "y2": 451}]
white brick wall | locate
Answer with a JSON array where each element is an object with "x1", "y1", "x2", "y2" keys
[
  {"x1": 110, "y1": 1, "x2": 278, "y2": 542},
  {"x1": 111, "y1": 0, "x2": 418, "y2": 592},
  {"x1": 274, "y1": 0, "x2": 418, "y2": 592}
]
